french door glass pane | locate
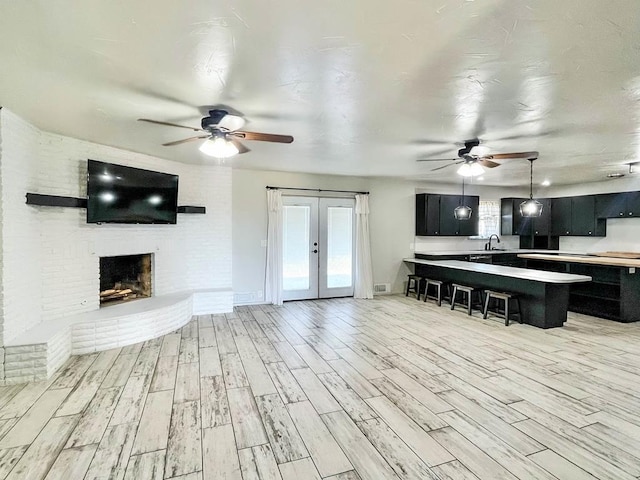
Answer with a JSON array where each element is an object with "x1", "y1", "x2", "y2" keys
[
  {"x1": 283, "y1": 205, "x2": 310, "y2": 291},
  {"x1": 327, "y1": 207, "x2": 353, "y2": 288}
]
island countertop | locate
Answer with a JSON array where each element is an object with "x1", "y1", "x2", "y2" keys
[
  {"x1": 413, "y1": 249, "x2": 583, "y2": 257},
  {"x1": 403, "y1": 258, "x2": 592, "y2": 284},
  {"x1": 518, "y1": 253, "x2": 640, "y2": 268}
]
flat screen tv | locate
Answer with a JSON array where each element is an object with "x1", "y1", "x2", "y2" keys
[{"x1": 87, "y1": 160, "x2": 179, "y2": 224}]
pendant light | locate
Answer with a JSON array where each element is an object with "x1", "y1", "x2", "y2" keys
[
  {"x1": 454, "y1": 177, "x2": 472, "y2": 220},
  {"x1": 520, "y1": 158, "x2": 543, "y2": 217}
]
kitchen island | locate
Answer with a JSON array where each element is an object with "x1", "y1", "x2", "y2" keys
[
  {"x1": 404, "y1": 258, "x2": 591, "y2": 328},
  {"x1": 519, "y1": 253, "x2": 640, "y2": 322}
]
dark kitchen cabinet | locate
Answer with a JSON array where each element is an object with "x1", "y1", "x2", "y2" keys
[
  {"x1": 439, "y1": 195, "x2": 462, "y2": 235},
  {"x1": 501, "y1": 198, "x2": 532, "y2": 236},
  {"x1": 416, "y1": 194, "x2": 445, "y2": 235},
  {"x1": 532, "y1": 198, "x2": 551, "y2": 235},
  {"x1": 502, "y1": 197, "x2": 550, "y2": 236},
  {"x1": 550, "y1": 197, "x2": 573, "y2": 236},
  {"x1": 416, "y1": 194, "x2": 427, "y2": 236},
  {"x1": 625, "y1": 191, "x2": 640, "y2": 217},
  {"x1": 459, "y1": 195, "x2": 480, "y2": 236},
  {"x1": 595, "y1": 191, "x2": 640, "y2": 218},
  {"x1": 595, "y1": 193, "x2": 626, "y2": 218},
  {"x1": 571, "y1": 195, "x2": 596, "y2": 236},
  {"x1": 415, "y1": 193, "x2": 478, "y2": 236},
  {"x1": 550, "y1": 195, "x2": 605, "y2": 236}
]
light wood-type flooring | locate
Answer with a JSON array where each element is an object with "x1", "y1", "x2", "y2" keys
[{"x1": 1, "y1": 295, "x2": 640, "y2": 479}]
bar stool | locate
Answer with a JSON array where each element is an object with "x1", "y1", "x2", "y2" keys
[
  {"x1": 450, "y1": 283, "x2": 483, "y2": 315},
  {"x1": 405, "y1": 274, "x2": 424, "y2": 300},
  {"x1": 423, "y1": 279, "x2": 449, "y2": 307},
  {"x1": 483, "y1": 290, "x2": 523, "y2": 326}
]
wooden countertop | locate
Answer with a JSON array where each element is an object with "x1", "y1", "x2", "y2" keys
[
  {"x1": 518, "y1": 253, "x2": 640, "y2": 268},
  {"x1": 403, "y1": 258, "x2": 591, "y2": 284}
]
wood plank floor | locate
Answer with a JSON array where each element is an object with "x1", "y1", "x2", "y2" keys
[{"x1": 1, "y1": 295, "x2": 640, "y2": 479}]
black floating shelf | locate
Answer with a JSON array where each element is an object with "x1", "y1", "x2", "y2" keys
[
  {"x1": 177, "y1": 206, "x2": 206, "y2": 214},
  {"x1": 26, "y1": 193, "x2": 206, "y2": 215},
  {"x1": 26, "y1": 193, "x2": 87, "y2": 208}
]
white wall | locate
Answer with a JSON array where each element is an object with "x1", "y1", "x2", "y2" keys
[
  {"x1": 0, "y1": 109, "x2": 232, "y2": 348},
  {"x1": 232, "y1": 169, "x2": 528, "y2": 300},
  {"x1": 232, "y1": 169, "x2": 369, "y2": 304}
]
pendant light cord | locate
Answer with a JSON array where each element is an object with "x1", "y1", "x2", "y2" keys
[{"x1": 529, "y1": 159, "x2": 534, "y2": 199}]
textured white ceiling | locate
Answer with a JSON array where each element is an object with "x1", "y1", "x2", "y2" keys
[{"x1": 1, "y1": 0, "x2": 640, "y2": 186}]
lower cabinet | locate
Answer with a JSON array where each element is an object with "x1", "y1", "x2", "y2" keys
[{"x1": 524, "y1": 259, "x2": 640, "y2": 323}]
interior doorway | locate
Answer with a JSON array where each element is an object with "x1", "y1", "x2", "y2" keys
[{"x1": 281, "y1": 196, "x2": 355, "y2": 301}]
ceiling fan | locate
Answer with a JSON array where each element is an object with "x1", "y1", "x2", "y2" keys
[
  {"x1": 138, "y1": 109, "x2": 294, "y2": 158},
  {"x1": 417, "y1": 139, "x2": 539, "y2": 176}
]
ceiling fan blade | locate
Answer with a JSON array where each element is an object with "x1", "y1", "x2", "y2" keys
[
  {"x1": 411, "y1": 138, "x2": 454, "y2": 146},
  {"x1": 486, "y1": 151, "x2": 539, "y2": 160},
  {"x1": 162, "y1": 135, "x2": 210, "y2": 147},
  {"x1": 231, "y1": 131, "x2": 294, "y2": 143},
  {"x1": 477, "y1": 159, "x2": 501, "y2": 168},
  {"x1": 416, "y1": 158, "x2": 458, "y2": 162},
  {"x1": 430, "y1": 161, "x2": 463, "y2": 172},
  {"x1": 228, "y1": 138, "x2": 251, "y2": 154},
  {"x1": 138, "y1": 118, "x2": 205, "y2": 132}
]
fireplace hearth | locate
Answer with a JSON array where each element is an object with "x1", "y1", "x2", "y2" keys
[{"x1": 100, "y1": 254, "x2": 152, "y2": 306}]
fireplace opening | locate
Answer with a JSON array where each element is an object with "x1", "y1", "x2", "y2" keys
[{"x1": 99, "y1": 254, "x2": 152, "y2": 306}]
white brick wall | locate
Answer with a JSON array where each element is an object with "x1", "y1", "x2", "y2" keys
[{"x1": 0, "y1": 108, "x2": 233, "y2": 383}]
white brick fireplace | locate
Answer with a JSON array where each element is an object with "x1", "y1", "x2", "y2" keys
[{"x1": 0, "y1": 108, "x2": 233, "y2": 384}]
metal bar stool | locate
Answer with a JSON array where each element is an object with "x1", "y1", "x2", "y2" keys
[
  {"x1": 423, "y1": 279, "x2": 449, "y2": 307},
  {"x1": 405, "y1": 274, "x2": 424, "y2": 300},
  {"x1": 450, "y1": 283, "x2": 483, "y2": 315},
  {"x1": 483, "y1": 290, "x2": 523, "y2": 326}
]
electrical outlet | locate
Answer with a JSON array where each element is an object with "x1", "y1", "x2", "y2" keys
[
  {"x1": 257, "y1": 290, "x2": 263, "y2": 299},
  {"x1": 409, "y1": 243, "x2": 415, "y2": 251},
  {"x1": 260, "y1": 240, "x2": 267, "y2": 247}
]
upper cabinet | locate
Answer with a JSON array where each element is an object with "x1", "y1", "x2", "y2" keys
[
  {"x1": 550, "y1": 195, "x2": 605, "y2": 236},
  {"x1": 501, "y1": 198, "x2": 531, "y2": 236},
  {"x1": 550, "y1": 197, "x2": 573, "y2": 235},
  {"x1": 596, "y1": 191, "x2": 640, "y2": 218},
  {"x1": 532, "y1": 198, "x2": 551, "y2": 235},
  {"x1": 501, "y1": 197, "x2": 550, "y2": 236},
  {"x1": 416, "y1": 193, "x2": 479, "y2": 236},
  {"x1": 503, "y1": 194, "x2": 608, "y2": 237}
]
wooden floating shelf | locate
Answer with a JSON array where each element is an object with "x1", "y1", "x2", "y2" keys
[{"x1": 26, "y1": 193, "x2": 205, "y2": 214}]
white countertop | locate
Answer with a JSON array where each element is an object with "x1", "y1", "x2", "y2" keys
[
  {"x1": 413, "y1": 249, "x2": 582, "y2": 256},
  {"x1": 403, "y1": 258, "x2": 592, "y2": 284}
]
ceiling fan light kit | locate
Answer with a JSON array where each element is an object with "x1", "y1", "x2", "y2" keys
[
  {"x1": 520, "y1": 158, "x2": 544, "y2": 218},
  {"x1": 457, "y1": 161, "x2": 485, "y2": 177},
  {"x1": 199, "y1": 136, "x2": 239, "y2": 158}
]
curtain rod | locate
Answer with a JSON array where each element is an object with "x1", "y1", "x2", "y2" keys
[{"x1": 266, "y1": 186, "x2": 369, "y2": 195}]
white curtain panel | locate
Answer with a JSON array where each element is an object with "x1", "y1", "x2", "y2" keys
[
  {"x1": 354, "y1": 194, "x2": 374, "y2": 299},
  {"x1": 265, "y1": 189, "x2": 284, "y2": 305}
]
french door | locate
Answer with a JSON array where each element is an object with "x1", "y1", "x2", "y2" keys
[{"x1": 282, "y1": 196, "x2": 355, "y2": 301}]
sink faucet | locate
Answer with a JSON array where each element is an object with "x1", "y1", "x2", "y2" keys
[{"x1": 485, "y1": 234, "x2": 501, "y2": 251}]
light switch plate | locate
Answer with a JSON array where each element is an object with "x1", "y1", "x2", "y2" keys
[{"x1": 261, "y1": 240, "x2": 267, "y2": 247}]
